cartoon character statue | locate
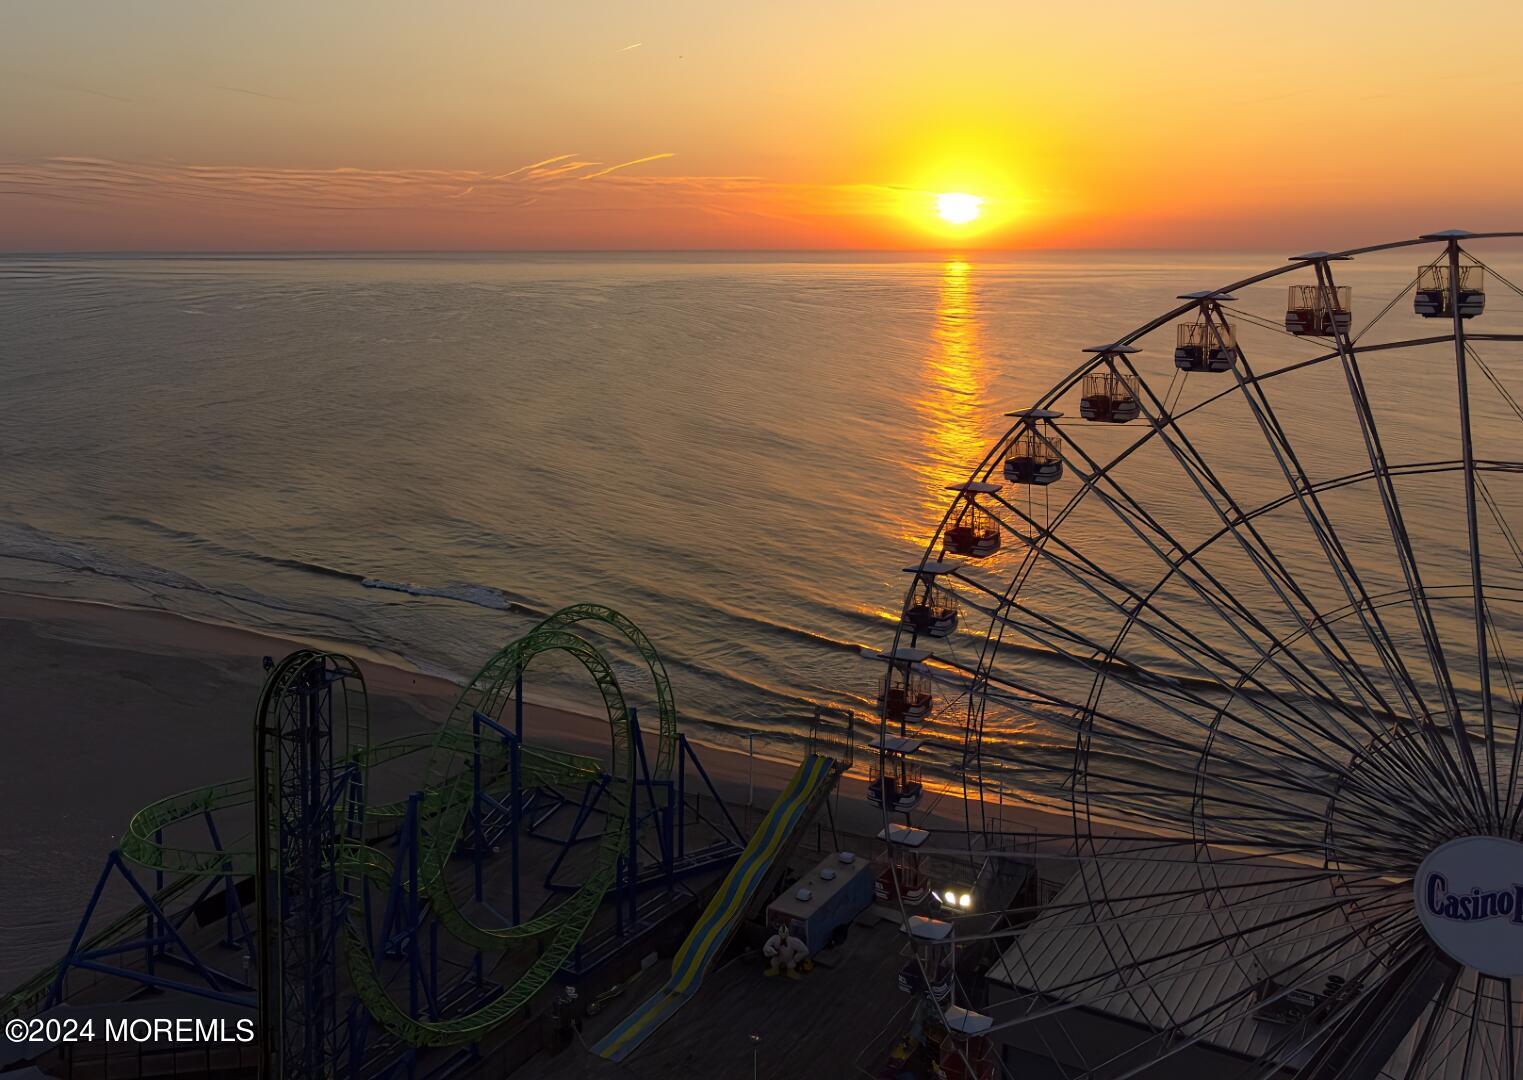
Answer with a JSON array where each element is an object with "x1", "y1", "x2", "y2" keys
[{"x1": 762, "y1": 923, "x2": 810, "y2": 979}]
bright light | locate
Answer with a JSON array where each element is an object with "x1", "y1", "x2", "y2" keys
[
  {"x1": 958, "y1": 893, "x2": 972, "y2": 909},
  {"x1": 936, "y1": 192, "x2": 983, "y2": 226}
]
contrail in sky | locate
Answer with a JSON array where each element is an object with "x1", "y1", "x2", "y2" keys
[
  {"x1": 581, "y1": 153, "x2": 674, "y2": 179},
  {"x1": 214, "y1": 84, "x2": 295, "y2": 103}
]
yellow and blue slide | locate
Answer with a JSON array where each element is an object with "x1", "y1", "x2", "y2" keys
[{"x1": 592, "y1": 753, "x2": 837, "y2": 1062}]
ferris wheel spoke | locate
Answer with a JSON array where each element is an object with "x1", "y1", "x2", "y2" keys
[
  {"x1": 968, "y1": 679, "x2": 1340, "y2": 828},
  {"x1": 1074, "y1": 717, "x2": 1408, "y2": 844},
  {"x1": 1181, "y1": 925, "x2": 1425, "y2": 1080},
  {"x1": 1084, "y1": 360, "x2": 1421, "y2": 741},
  {"x1": 1317, "y1": 259, "x2": 1490, "y2": 823},
  {"x1": 971, "y1": 520, "x2": 1295, "y2": 711},
  {"x1": 974, "y1": 542, "x2": 1334, "y2": 761},
  {"x1": 982, "y1": 475, "x2": 1407, "y2": 782},
  {"x1": 1044, "y1": 414, "x2": 1459, "y2": 819},
  {"x1": 1476, "y1": 472, "x2": 1523, "y2": 571},
  {"x1": 1476, "y1": 980, "x2": 1507, "y2": 1080},
  {"x1": 1044, "y1": 908, "x2": 1408, "y2": 1049},
  {"x1": 1350, "y1": 267, "x2": 1427, "y2": 347},
  {"x1": 984, "y1": 829, "x2": 1419, "y2": 1073},
  {"x1": 1113, "y1": 355, "x2": 1437, "y2": 748},
  {"x1": 971, "y1": 609, "x2": 1391, "y2": 820},
  {"x1": 1506, "y1": 977, "x2": 1518, "y2": 1080},
  {"x1": 932, "y1": 869, "x2": 1402, "y2": 950},
  {"x1": 1223, "y1": 313, "x2": 1435, "y2": 726},
  {"x1": 1470, "y1": 467, "x2": 1523, "y2": 830},
  {"x1": 1072, "y1": 748, "x2": 1387, "y2": 845},
  {"x1": 1460, "y1": 977, "x2": 1486, "y2": 1079},
  {"x1": 1233, "y1": 929, "x2": 1434, "y2": 1080},
  {"x1": 1471, "y1": 342, "x2": 1523, "y2": 426},
  {"x1": 1222, "y1": 330, "x2": 1482, "y2": 819},
  {"x1": 1449, "y1": 241, "x2": 1504, "y2": 827},
  {"x1": 1399, "y1": 962, "x2": 1465, "y2": 1080},
  {"x1": 1202, "y1": 936, "x2": 1421, "y2": 1080},
  {"x1": 1489, "y1": 598, "x2": 1523, "y2": 835},
  {"x1": 1471, "y1": 254, "x2": 1523, "y2": 305},
  {"x1": 988, "y1": 460, "x2": 1256, "y2": 645},
  {"x1": 1203, "y1": 803, "x2": 1420, "y2": 853},
  {"x1": 1170, "y1": 333, "x2": 1523, "y2": 439},
  {"x1": 988, "y1": 885, "x2": 1410, "y2": 1039},
  {"x1": 1053, "y1": 898, "x2": 1418, "y2": 1079},
  {"x1": 924, "y1": 836, "x2": 1387, "y2": 873},
  {"x1": 975, "y1": 426, "x2": 1434, "y2": 809},
  {"x1": 1467, "y1": 974, "x2": 1519, "y2": 1080}
]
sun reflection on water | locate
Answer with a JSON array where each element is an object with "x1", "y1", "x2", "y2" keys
[{"x1": 902, "y1": 258, "x2": 994, "y2": 546}]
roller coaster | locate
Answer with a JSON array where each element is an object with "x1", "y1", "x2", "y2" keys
[{"x1": 1, "y1": 603, "x2": 756, "y2": 1078}]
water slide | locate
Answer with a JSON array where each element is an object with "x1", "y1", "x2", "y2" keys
[{"x1": 592, "y1": 752, "x2": 838, "y2": 1063}]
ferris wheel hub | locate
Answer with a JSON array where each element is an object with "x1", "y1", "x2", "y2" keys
[{"x1": 1414, "y1": 835, "x2": 1523, "y2": 977}]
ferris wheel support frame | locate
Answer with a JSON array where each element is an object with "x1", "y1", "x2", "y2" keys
[{"x1": 880, "y1": 230, "x2": 1523, "y2": 1080}]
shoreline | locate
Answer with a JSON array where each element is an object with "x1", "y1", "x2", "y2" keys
[
  {"x1": 0, "y1": 589, "x2": 453, "y2": 698},
  {"x1": 0, "y1": 589, "x2": 1084, "y2": 825},
  {"x1": 0, "y1": 589, "x2": 814, "y2": 780}
]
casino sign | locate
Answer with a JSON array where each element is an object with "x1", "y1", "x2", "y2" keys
[{"x1": 1414, "y1": 835, "x2": 1523, "y2": 976}]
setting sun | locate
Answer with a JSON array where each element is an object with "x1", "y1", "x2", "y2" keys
[{"x1": 935, "y1": 192, "x2": 983, "y2": 225}]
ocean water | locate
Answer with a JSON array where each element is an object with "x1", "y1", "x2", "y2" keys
[
  {"x1": 0, "y1": 251, "x2": 1222, "y2": 732},
  {"x1": 4, "y1": 247, "x2": 1523, "y2": 799}
]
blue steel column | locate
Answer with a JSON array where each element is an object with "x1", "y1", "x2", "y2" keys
[
  {"x1": 513, "y1": 674, "x2": 523, "y2": 925},
  {"x1": 626, "y1": 709, "x2": 641, "y2": 925},
  {"x1": 255, "y1": 656, "x2": 348, "y2": 1080},
  {"x1": 676, "y1": 735, "x2": 687, "y2": 859},
  {"x1": 509, "y1": 730, "x2": 521, "y2": 926},
  {"x1": 472, "y1": 711, "x2": 485, "y2": 903}
]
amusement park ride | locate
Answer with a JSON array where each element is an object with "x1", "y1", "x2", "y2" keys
[
  {"x1": 873, "y1": 229, "x2": 1523, "y2": 1079},
  {"x1": 1, "y1": 604, "x2": 851, "y2": 1078}
]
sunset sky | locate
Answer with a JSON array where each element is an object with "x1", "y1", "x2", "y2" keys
[{"x1": 3, "y1": 1, "x2": 1522, "y2": 251}]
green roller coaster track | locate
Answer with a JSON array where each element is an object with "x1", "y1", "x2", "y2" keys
[{"x1": 2, "y1": 604, "x2": 681, "y2": 1052}]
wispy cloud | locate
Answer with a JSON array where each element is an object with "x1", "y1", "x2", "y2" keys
[
  {"x1": 213, "y1": 84, "x2": 295, "y2": 103},
  {"x1": 0, "y1": 66, "x2": 136, "y2": 104},
  {"x1": 581, "y1": 153, "x2": 676, "y2": 180},
  {"x1": 52, "y1": 82, "x2": 135, "y2": 104},
  {"x1": 0, "y1": 153, "x2": 689, "y2": 213},
  {"x1": 0, "y1": 151, "x2": 906, "y2": 247},
  {"x1": 620, "y1": 42, "x2": 643, "y2": 51}
]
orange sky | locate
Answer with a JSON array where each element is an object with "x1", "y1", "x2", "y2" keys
[{"x1": 3, "y1": 1, "x2": 1522, "y2": 251}]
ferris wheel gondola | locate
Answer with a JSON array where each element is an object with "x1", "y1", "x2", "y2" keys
[
  {"x1": 902, "y1": 561, "x2": 961, "y2": 639},
  {"x1": 943, "y1": 482, "x2": 1005, "y2": 558},
  {"x1": 1002, "y1": 409, "x2": 1064, "y2": 485}
]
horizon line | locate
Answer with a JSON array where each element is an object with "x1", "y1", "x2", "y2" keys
[{"x1": 7, "y1": 243, "x2": 1505, "y2": 258}]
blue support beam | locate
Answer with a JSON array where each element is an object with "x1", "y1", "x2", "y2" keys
[{"x1": 47, "y1": 850, "x2": 254, "y2": 1011}]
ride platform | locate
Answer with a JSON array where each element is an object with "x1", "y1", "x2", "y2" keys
[
  {"x1": 531, "y1": 834, "x2": 910, "y2": 1080},
  {"x1": 591, "y1": 752, "x2": 839, "y2": 1062}
]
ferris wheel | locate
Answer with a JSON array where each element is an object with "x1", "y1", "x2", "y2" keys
[{"x1": 874, "y1": 230, "x2": 1523, "y2": 1079}]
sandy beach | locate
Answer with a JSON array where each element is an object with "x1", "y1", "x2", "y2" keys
[{"x1": 0, "y1": 589, "x2": 1079, "y2": 991}]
